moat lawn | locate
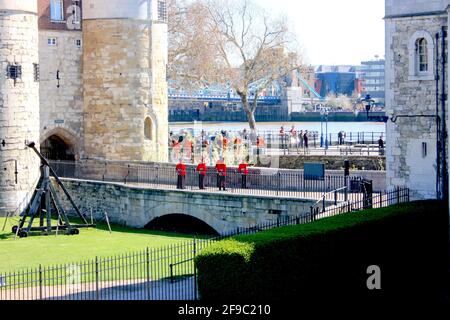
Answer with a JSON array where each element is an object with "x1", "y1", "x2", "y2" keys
[{"x1": 0, "y1": 217, "x2": 204, "y2": 273}]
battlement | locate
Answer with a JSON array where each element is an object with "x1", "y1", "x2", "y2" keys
[
  {"x1": 83, "y1": 0, "x2": 165, "y2": 21},
  {"x1": 385, "y1": 0, "x2": 450, "y2": 18}
]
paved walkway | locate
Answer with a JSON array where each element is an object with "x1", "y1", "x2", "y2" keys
[
  {"x1": 1, "y1": 277, "x2": 197, "y2": 300},
  {"x1": 66, "y1": 177, "x2": 366, "y2": 203}
]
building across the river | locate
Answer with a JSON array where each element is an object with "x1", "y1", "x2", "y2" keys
[{"x1": 360, "y1": 58, "x2": 385, "y2": 106}]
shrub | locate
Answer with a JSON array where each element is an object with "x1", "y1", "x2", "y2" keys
[{"x1": 195, "y1": 201, "x2": 448, "y2": 303}]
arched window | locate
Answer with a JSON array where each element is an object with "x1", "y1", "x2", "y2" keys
[
  {"x1": 416, "y1": 38, "x2": 428, "y2": 73},
  {"x1": 144, "y1": 117, "x2": 153, "y2": 140},
  {"x1": 408, "y1": 31, "x2": 434, "y2": 81}
]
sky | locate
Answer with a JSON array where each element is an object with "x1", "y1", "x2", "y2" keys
[{"x1": 257, "y1": 0, "x2": 386, "y2": 66}]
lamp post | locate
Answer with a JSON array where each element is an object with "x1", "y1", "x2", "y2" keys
[
  {"x1": 319, "y1": 104, "x2": 324, "y2": 148},
  {"x1": 362, "y1": 94, "x2": 375, "y2": 119},
  {"x1": 325, "y1": 110, "x2": 329, "y2": 150},
  {"x1": 320, "y1": 108, "x2": 329, "y2": 150}
]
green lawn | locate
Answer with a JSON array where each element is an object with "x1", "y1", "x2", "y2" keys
[{"x1": 0, "y1": 216, "x2": 206, "y2": 273}]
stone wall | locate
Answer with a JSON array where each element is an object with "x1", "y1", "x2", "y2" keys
[
  {"x1": 83, "y1": 18, "x2": 168, "y2": 163},
  {"x1": 0, "y1": 6, "x2": 41, "y2": 214},
  {"x1": 260, "y1": 155, "x2": 386, "y2": 171},
  {"x1": 385, "y1": 12, "x2": 448, "y2": 199},
  {"x1": 39, "y1": 30, "x2": 84, "y2": 155},
  {"x1": 54, "y1": 178, "x2": 319, "y2": 235}
]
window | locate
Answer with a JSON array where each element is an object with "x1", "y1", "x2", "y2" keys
[
  {"x1": 48, "y1": 38, "x2": 57, "y2": 46},
  {"x1": 422, "y1": 142, "x2": 427, "y2": 158},
  {"x1": 417, "y1": 38, "x2": 428, "y2": 72},
  {"x1": 50, "y1": 0, "x2": 64, "y2": 21},
  {"x1": 6, "y1": 64, "x2": 22, "y2": 80},
  {"x1": 144, "y1": 117, "x2": 153, "y2": 140},
  {"x1": 158, "y1": 1, "x2": 167, "y2": 22},
  {"x1": 408, "y1": 31, "x2": 434, "y2": 80},
  {"x1": 33, "y1": 63, "x2": 40, "y2": 82},
  {"x1": 76, "y1": 39, "x2": 82, "y2": 48}
]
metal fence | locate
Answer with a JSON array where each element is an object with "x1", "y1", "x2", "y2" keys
[
  {"x1": 0, "y1": 187, "x2": 409, "y2": 301},
  {"x1": 48, "y1": 160, "x2": 369, "y2": 201}
]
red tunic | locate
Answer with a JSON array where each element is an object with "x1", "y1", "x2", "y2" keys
[
  {"x1": 216, "y1": 163, "x2": 227, "y2": 177},
  {"x1": 238, "y1": 163, "x2": 249, "y2": 175},
  {"x1": 196, "y1": 163, "x2": 207, "y2": 176},
  {"x1": 176, "y1": 163, "x2": 186, "y2": 177}
]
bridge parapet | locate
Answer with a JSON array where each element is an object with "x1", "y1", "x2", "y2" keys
[{"x1": 52, "y1": 178, "x2": 325, "y2": 235}]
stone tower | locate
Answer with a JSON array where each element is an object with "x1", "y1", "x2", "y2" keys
[
  {"x1": 82, "y1": 0, "x2": 169, "y2": 162},
  {"x1": 0, "y1": 0, "x2": 41, "y2": 215}
]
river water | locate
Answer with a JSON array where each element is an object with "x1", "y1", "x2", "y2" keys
[{"x1": 170, "y1": 121, "x2": 386, "y2": 135}]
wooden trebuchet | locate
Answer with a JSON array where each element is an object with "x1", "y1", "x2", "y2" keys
[{"x1": 12, "y1": 142, "x2": 95, "y2": 238}]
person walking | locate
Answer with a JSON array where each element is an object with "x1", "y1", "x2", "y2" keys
[
  {"x1": 299, "y1": 130, "x2": 304, "y2": 149},
  {"x1": 289, "y1": 126, "x2": 297, "y2": 150},
  {"x1": 256, "y1": 135, "x2": 265, "y2": 158},
  {"x1": 238, "y1": 160, "x2": 249, "y2": 189},
  {"x1": 304, "y1": 130, "x2": 309, "y2": 149},
  {"x1": 176, "y1": 160, "x2": 186, "y2": 189},
  {"x1": 216, "y1": 158, "x2": 227, "y2": 191},
  {"x1": 279, "y1": 126, "x2": 286, "y2": 150},
  {"x1": 196, "y1": 158, "x2": 207, "y2": 190},
  {"x1": 378, "y1": 136, "x2": 385, "y2": 155}
]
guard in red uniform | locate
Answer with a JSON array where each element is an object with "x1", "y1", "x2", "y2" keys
[
  {"x1": 238, "y1": 160, "x2": 249, "y2": 189},
  {"x1": 196, "y1": 159, "x2": 207, "y2": 190},
  {"x1": 216, "y1": 159, "x2": 227, "y2": 191},
  {"x1": 176, "y1": 160, "x2": 186, "y2": 189}
]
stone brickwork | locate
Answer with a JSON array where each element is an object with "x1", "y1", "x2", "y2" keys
[
  {"x1": 83, "y1": 18, "x2": 168, "y2": 162},
  {"x1": 39, "y1": 30, "x2": 84, "y2": 154},
  {"x1": 385, "y1": 3, "x2": 449, "y2": 200},
  {"x1": 54, "y1": 178, "x2": 319, "y2": 235},
  {"x1": 0, "y1": 4, "x2": 41, "y2": 215}
]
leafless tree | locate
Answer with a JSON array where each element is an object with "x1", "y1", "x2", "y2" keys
[{"x1": 168, "y1": 0, "x2": 304, "y2": 131}]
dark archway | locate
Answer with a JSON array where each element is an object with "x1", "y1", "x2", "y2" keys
[
  {"x1": 145, "y1": 214, "x2": 219, "y2": 236},
  {"x1": 40, "y1": 135, "x2": 76, "y2": 161}
]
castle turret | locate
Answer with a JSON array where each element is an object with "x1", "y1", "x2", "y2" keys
[
  {"x1": 82, "y1": 0, "x2": 169, "y2": 162},
  {"x1": 0, "y1": 0, "x2": 41, "y2": 215}
]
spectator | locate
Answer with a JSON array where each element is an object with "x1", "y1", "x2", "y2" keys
[
  {"x1": 304, "y1": 130, "x2": 309, "y2": 149},
  {"x1": 289, "y1": 126, "x2": 297, "y2": 149},
  {"x1": 299, "y1": 130, "x2": 304, "y2": 149},
  {"x1": 256, "y1": 135, "x2": 265, "y2": 157},
  {"x1": 279, "y1": 126, "x2": 286, "y2": 150},
  {"x1": 378, "y1": 136, "x2": 385, "y2": 155}
]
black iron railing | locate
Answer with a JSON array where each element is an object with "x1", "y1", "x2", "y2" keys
[{"x1": 48, "y1": 160, "x2": 368, "y2": 200}]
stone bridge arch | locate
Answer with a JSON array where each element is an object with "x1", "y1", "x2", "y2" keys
[
  {"x1": 145, "y1": 214, "x2": 220, "y2": 236},
  {"x1": 140, "y1": 196, "x2": 227, "y2": 236}
]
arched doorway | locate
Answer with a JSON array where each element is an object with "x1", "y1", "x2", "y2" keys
[
  {"x1": 145, "y1": 214, "x2": 219, "y2": 236},
  {"x1": 40, "y1": 135, "x2": 76, "y2": 161}
]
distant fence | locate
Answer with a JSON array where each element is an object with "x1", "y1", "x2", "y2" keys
[
  {"x1": 48, "y1": 160, "x2": 374, "y2": 201},
  {"x1": 0, "y1": 187, "x2": 409, "y2": 300},
  {"x1": 168, "y1": 130, "x2": 386, "y2": 162}
]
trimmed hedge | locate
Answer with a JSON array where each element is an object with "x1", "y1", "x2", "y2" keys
[{"x1": 195, "y1": 201, "x2": 448, "y2": 303}]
